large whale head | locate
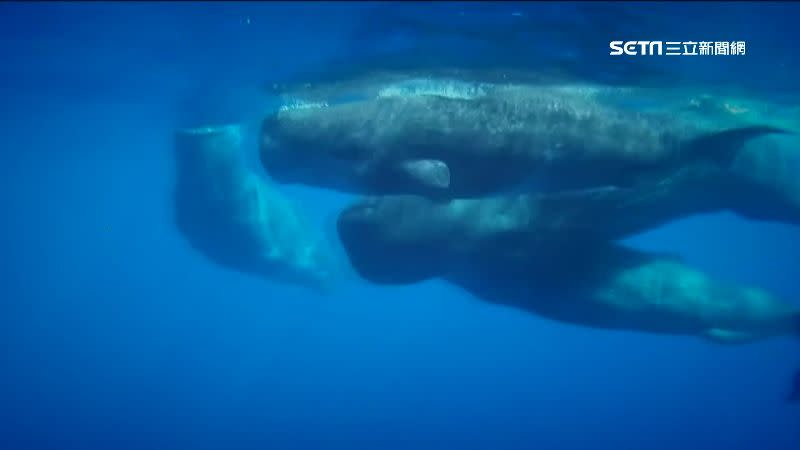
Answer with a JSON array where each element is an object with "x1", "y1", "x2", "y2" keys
[
  {"x1": 259, "y1": 100, "x2": 452, "y2": 198},
  {"x1": 260, "y1": 104, "x2": 362, "y2": 192},
  {"x1": 336, "y1": 196, "x2": 453, "y2": 284}
]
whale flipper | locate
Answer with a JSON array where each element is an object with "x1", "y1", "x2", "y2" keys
[
  {"x1": 399, "y1": 159, "x2": 451, "y2": 190},
  {"x1": 690, "y1": 125, "x2": 790, "y2": 166}
]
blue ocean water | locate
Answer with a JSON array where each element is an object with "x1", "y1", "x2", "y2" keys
[{"x1": 1, "y1": 2, "x2": 798, "y2": 449}]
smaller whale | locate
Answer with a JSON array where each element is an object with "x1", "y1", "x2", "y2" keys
[
  {"x1": 336, "y1": 192, "x2": 800, "y2": 344},
  {"x1": 336, "y1": 160, "x2": 799, "y2": 284},
  {"x1": 173, "y1": 124, "x2": 340, "y2": 292}
]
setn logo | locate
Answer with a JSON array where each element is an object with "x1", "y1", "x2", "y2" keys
[
  {"x1": 610, "y1": 41, "x2": 746, "y2": 56},
  {"x1": 609, "y1": 41, "x2": 663, "y2": 56}
]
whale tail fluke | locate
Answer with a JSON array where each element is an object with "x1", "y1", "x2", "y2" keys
[{"x1": 691, "y1": 125, "x2": 790, "y2": 166}]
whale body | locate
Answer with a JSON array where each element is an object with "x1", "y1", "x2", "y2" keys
[
  {"x1": 335, "y1": 192, "x2": 800, "y2": 344},
  {"x1": 260, "y1": 77, "x2": 785, "y2": 199},
  {"x1": 174, "y1": 124, "x2": 339, "y2": 292}
]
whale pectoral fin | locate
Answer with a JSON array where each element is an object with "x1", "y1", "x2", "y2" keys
[
  {"x1": 691, "y1": 125, "x2": 790, "y2": 166},
  {"x1": 399, "y1": 159, "x2": 451, "y2": 190}
]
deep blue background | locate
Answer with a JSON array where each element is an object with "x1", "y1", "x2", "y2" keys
[{"x1": 1, "y1": 2, "x2": 798, "y2": 449}]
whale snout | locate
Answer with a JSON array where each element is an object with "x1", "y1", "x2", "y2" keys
[
  {"x1": 335, "y1": 196, "x2": 452, "y2": 284},
  {"x1": 259, "y1": 113, "x2": 368, "y2": 192},
  {"x1": 259, "y1": 116, "x2": 303, "y2": 182}
]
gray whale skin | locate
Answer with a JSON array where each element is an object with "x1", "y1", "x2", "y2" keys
[{"x1": 336, "y1": 190, "x2": 800, "y2": 345}]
